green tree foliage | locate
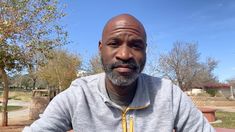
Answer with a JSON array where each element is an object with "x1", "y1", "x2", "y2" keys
[
  {"x1": 0, "y1": 0, "x2": 67, "y2": 126},
  {"x1": 37, "y1": 50, "x2": 81, "y2": 91},
  {"x1": 10, "y1": 73, "x2": 33, "y2": 90},
  {"x1": 205, "y1": 89, "x2": 218, "y2": 97}
]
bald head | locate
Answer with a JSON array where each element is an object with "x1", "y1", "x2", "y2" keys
[
  {"x1": 102, "y1": 14, "x2": 147, "y2": 42},
  {"x1": 99, "y1": 14, "x2": 147, "y2": 87}
]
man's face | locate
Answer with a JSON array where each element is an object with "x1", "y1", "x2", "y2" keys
[{"x1": 99, "y1": 19, "x2": 146, "y2": 86}]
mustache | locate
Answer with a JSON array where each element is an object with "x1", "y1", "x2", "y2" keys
[{"x1": 110, "y1": 60, "x2": 139, "y2": 70}]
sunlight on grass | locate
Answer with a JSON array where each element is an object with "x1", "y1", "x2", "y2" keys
[
  {"x1": 212, "y1": 111, "x2": 235, "y2": 129},
  {"x1": 0, "y1": 106, "x2": 23, "y2": 112},
  {"x1": 0, "y1": 90, "x2": 32, "y2": 102}
]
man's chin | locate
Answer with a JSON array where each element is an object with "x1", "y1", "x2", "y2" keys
[
  {"x1": 112, "y1": 69, "x2": 138, "y2": 77},
  {"x1": 106, "y1": 71, "x2": 140, "y2": 86}
]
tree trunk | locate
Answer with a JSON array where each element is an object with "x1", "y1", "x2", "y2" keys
[
  {"x1": 0, "y1": 66, "x2": 9, "y2": 126},
  {"x1": 32, "y1": 77, "x2": 37, "y2": 90},
  {"x1": 28, "y1": 64, "x2": 37, "y2": 89}
]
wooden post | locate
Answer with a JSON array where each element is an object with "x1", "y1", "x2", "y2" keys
[{"x1": 230, "y1": 86, "x2": 234, "y2": 99}]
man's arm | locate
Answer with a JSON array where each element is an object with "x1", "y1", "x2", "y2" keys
[
  {"x1": 172, "y1": 85, "x2": 215, "y2": 132},
  {"x1": 23, "y1": 87, "x2": 75, "y2": 132}
]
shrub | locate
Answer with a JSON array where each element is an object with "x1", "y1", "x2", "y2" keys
[
  {"x1": 205, "y1": 88, "x2": 218, "y2": 97},
  {"x1": 197, "y1": 92, "x2": 211, "y2": 97}
]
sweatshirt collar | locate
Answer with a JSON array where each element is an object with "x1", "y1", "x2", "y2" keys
[{"x1": 97, "y1": 73, "x2": 150, "y2": 109}]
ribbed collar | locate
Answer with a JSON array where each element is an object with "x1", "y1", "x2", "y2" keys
[{"x1": 97, "y1": 73, "x2": 150, "y2": 110}]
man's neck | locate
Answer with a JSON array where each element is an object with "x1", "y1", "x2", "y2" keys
[{"x1": 105, "y1": 78, "x2": 137, "y2": 107}]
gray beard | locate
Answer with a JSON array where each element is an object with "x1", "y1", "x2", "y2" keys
[
  {"x1": 106, "y1": 70, "x2": 140, "y2": 86},
  {"x1": 101, "y1": 59, "x2": 141, "y2": 86}
]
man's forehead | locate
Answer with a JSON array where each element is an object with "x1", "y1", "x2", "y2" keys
[
  {"x1": 107, "y1": 19, "x2": 144, "y2": 32},
  {"x1": 102, "y1": 14, "x2": 146, "y2": 41}
]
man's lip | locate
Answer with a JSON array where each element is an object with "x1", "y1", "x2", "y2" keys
[
  {"x1": 114, "y1": 66, "x2": 134, "y2": 73},
  {"x1": 114, "y1": 64, "x2": 133, "y2": 68}
]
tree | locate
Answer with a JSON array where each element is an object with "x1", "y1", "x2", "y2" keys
[
  {"x1": 10, "y1": 73, "x2": 33, "y2": 90},
  {"x1": 0, "y1": 0, "x2": 67, "y2": 126},
  {"x1": 158, "y1": 42, "x2": 218, "y2": 91},
  {"x1": 19, "y1": 74, "x2": 32, "y2": 89},
  {"x1": 88, "y1": 54, "x2": 103, "y2": 74},
  {"x1": 9, "y1": 73, "x2": 23, "y2": 89},
  {"x1": 37, "y1": 50, "x2": 81, "y2": 91},
  {"x1": 143, "y1": 44, "x2": 159, "y2": 76},
  {"x1": 191, "y1": 57, "x2": 218, "y2": 87}
]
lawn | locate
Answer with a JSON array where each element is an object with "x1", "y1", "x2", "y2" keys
[
  {"x1": 0, "y1": 106, "x2": 23, "y2": 112},
  {"x1": 0, "y1": 90, "x2": 32, "y2": 102},
  {"x1": 212, "y1": 111, "x2": 235, "y2": 129}
]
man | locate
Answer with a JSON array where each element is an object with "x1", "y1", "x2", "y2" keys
[{"x1": 24, "y1": 14, "x2": 215, "y2": 132}]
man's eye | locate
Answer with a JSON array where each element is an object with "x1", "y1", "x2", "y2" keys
[
  {"x1": 132, "y1": 42, "x2": 144, "y2": 50},
  {"x1": 110, "y1": 41, "x2": 117, "y2": 45},
  {"x1": 107, "y1": 40, "x2": 119, "y2": 47}
]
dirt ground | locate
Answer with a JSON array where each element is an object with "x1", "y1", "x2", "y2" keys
[
  {"x1": 0, "y1": 100, "x2": 34, "y2": 132},
  {"x1": 0, "y1": 118, "x2": 34, "y2": 132}
]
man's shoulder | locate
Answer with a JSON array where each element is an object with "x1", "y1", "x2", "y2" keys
[
  {"x1": 72, "y1": 73, "x2": 105, "y2": 85},
  {"x1": 62, "y1": 73, "x2": 105, "y2": 97},
  {"x1": 140, "y1": 73, "x2": 172, "y2": 85},
  {"x1": 140, "y1": 73, "x2": 175, "y2": 94},
  {"x1": 67, "y1": 73, "x2": 105, "y2": 93}
]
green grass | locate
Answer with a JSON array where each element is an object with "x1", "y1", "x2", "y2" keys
[
  {"x1": 0, "y1": 90, "x2": 32, "y2": 102},
  {"x1": 0, "y1": 106, "x2": 23, "y2": 112},
  {"x1": 212, "y1": 111, "x2": 235, "y2": 129}
]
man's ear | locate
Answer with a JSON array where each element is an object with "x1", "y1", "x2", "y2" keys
[
  {"x1": 145, "y1": 42, "x2": 148, "y2": 51},
  {"x1": 98, "y1": 41, "x2": 102, "y2": 52}
]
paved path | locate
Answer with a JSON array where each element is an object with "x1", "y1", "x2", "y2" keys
[
  {"x1": 216, "y1": 128, "x2": 235, "y2": 132},
  {"x1": 208, "y1": 106, "x2": 235, "y2": 112},
  {"x1": 0, "y1": 99, "x2": 30, "y2": 123}
]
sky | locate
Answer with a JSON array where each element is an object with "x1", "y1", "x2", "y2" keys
[{"x1": 60, "y1": 0, "x2": 235, "y2": 82}]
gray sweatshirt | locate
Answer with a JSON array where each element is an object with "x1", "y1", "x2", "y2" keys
[{"x1": 23, "y1": 73, "x2": 215, "y2": 132}]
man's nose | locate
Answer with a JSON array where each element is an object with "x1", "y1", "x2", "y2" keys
[{"x1": 116, "y1": 45, "x2": 133, "y2": 61}]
